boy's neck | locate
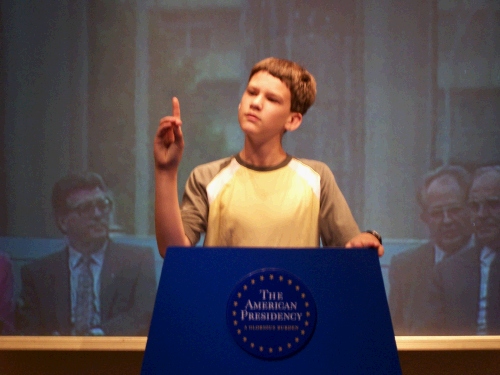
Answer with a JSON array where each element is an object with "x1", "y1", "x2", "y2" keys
[{"x1": 239, "y1": 145, "x2": 287, "y2": 168}]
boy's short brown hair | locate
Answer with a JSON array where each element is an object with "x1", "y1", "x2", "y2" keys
[{"x1": 249, "y1": 57, "x2": 317, "y2": 115}]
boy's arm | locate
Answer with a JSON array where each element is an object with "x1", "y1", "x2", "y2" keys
[{"x1": 154, "y1": 97, "x2": 191, "y2": 257}]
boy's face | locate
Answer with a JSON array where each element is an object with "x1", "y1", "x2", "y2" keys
[{"x1": 238, "y1": 71, "x2": 301, "y2": 140}]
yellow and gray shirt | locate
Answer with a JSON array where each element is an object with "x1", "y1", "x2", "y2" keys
[{"x1": 180, "y1": 154, "x2": 360, "y2": 247}]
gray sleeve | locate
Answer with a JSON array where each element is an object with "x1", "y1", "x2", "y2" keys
[
  {"x1": 301, "y1": 159, "x2": 360, "y2": 247},
  {"x1": 180, "y1": 157, "x2": 232, "y2": 246}
]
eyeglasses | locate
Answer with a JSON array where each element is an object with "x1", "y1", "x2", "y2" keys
[
  {"x1": 468, "y1": 197, "x2": 500, "y2": 214},
  {"x1": 426, "y1": 204, "x2": 466, "y2": 221},
  {"x1": 67, "y1": 197, "x2": 113, "y2": 217}
]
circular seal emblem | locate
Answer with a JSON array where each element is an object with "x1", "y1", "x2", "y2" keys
[{"x1": 226, "y1": 268, "x2": 317, "y2": 360}]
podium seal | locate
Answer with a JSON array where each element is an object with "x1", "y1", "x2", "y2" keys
[{"x1": 226, "y1": 268, "x2": 317, "y2": 360}]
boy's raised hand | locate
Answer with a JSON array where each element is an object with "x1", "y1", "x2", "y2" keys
[{"x1": 154, "y1": 97, "x2": 184, "y2": 171}]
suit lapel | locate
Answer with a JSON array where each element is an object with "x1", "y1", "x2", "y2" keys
[
  {"x1": 54, "y1": 249, "x2": 71, "y2": 334},
  {"x1": 454, "y1": 246, "x2": 482, "y2": 326},
  {"x1": 100, "y1": 241, "x2": 118, "y2": 318},
  {"x1": 411, "y1": 244, "x2": 438, "y2": 327},
  {"x1": 421, "y1": 242, "x2": 436, "y2": 274}
]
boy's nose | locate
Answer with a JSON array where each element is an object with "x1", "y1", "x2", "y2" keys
[{"x1": 250, "y1": 95, "x2": 263, "y2": 108}]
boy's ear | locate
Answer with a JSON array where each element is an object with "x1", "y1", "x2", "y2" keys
[{"x1": 284, "y1": 112, "x2": 303, "y2": 132}]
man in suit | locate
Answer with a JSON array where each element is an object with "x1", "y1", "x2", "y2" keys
[
  {"x1": 427, "y1": 165, "x2": 500, "y2": 334},
  {"x1": 16, "y1": 172, "x2": 157, "y2": 336},
  {"x1": 388, "y1": 165, "x2": 474, "y2": 334}
]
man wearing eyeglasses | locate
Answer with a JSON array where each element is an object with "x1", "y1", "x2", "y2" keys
[
  {"x1": 388, "y1": 165, "x2": 474, "y2": 334},
  {"x1": 427, "y1": 165, "x2": 500, "y2": 334},
  {"x1": 16, "y1": 172, "x2": 157, "y2": 336}
]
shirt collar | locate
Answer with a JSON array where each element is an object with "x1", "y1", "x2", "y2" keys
[
  {"x1": 68, "y1": 240, "x2": 107, "y2": 270},
  {"x1": 480, "y1": 246, "x2": 496, "y2": 262},
  {"x1": 434, "y1": 235, "x2": 475, "y2": 264}
]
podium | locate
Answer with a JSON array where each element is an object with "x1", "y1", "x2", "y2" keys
[{"x1": 142, "y1": 247, "x2": 401, "y2": 374}]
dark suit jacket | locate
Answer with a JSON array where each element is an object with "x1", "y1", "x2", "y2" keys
[
  {"x1": 388, "y1": 242, "x2": 436, "y2": 335},
  {"x1": 0, "y1": 252, "x2": 15, "y2": 335},
  {"x1": 424, "y1": 245, "x2": 482, "y2": 335},
  {"x1": 16, "y1": 240, "x2": 157, "y2": 336}
]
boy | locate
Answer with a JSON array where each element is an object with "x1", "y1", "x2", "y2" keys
[{"x1": 154, "y1": 57, "x2": 383, "y2": 258}]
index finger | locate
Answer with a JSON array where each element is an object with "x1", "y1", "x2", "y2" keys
[{"x1": 172, "y1": 97, "x2": 181, "y2": 119}]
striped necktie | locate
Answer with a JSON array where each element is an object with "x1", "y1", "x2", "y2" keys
[{"x1": 74, "y1": 255, "x2": 94, "y2": 335}]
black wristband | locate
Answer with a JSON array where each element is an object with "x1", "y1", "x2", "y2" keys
[{"x1": 364, "y1": 230, "x2": 382, "y2": 245}]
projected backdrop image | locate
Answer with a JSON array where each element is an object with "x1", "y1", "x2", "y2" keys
[{"x1": 1, "y1": 0, "x2": 499, "y2": 336}]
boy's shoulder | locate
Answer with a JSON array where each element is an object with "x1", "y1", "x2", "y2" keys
[
  {"x1": 190, "y1": 155, "x2": 335, "y2": 180},
  {"x1": 294, "y1": 157, "x2": 333, "y2": 174},
  {"x1": 189, "y1": 156, "x2": 235, "y2": 183},
  {"x1": 192, "y1": 156, "x2": 234, "y2": 172}
]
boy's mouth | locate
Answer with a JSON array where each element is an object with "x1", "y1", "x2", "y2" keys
[{"x1": 245, "y1": 113, "x2": 260, "y2": 122}]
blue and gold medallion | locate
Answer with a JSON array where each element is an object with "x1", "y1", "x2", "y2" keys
[{"x1": 226, "y1": 268, "x2": 317, "y2": 360}]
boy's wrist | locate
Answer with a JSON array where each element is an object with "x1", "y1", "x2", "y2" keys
[
  {"x1": 364, "y1": 230, "x2": 382, "y2": 245},
  {"x1": 155, "y1": 163, "x2": 179, "y2": 174}
]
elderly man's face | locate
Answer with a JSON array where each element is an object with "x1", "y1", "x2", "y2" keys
[
  {"x1": 468, "y1": 169, "x2": 500, "y2": 249},
  {"x1": 421, "y1": 174, "x2": 472, "y2": 254},
  {"x1": 58, "y1": 187, "x2": 112, "y2": 249}
]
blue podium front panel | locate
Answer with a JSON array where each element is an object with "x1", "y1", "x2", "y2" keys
[{"x1": 142, "y1": 247, "x2": 401, "y2": 374}]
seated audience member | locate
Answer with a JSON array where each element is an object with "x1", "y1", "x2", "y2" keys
[
  {"x1": 16, "y1": 172, "x2": 157, "y2": 336},
  {"x1": 0, "y1": 252, "x2": 15, "y2": 335},
  {"x1": 388, "y1": 165, "x2": 474, "y2": 334},
  {"x1": 427, "y1": 165, "x2": 500, "y2": 334}
]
